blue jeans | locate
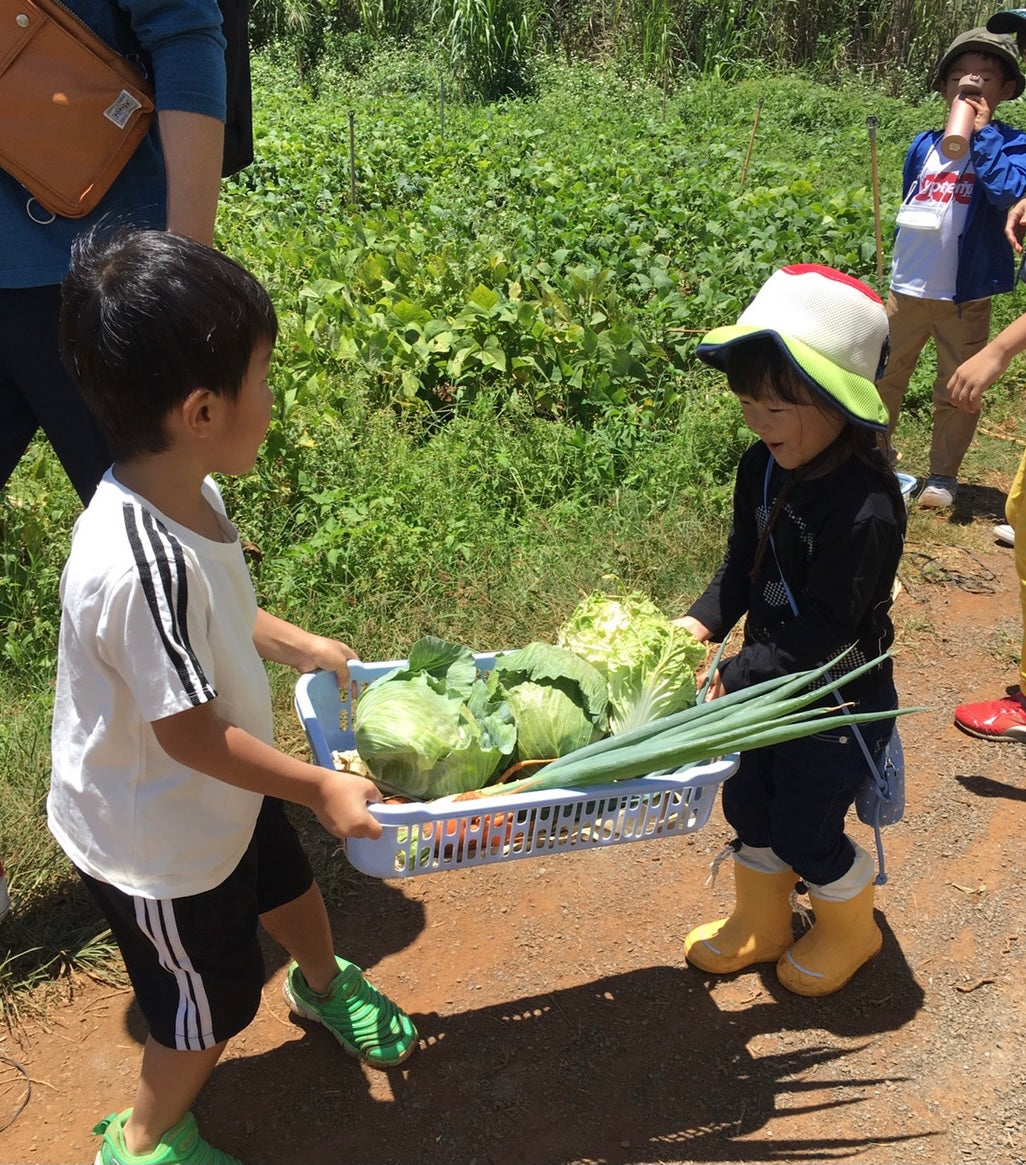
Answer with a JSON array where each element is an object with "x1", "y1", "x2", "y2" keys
[{"x1": 722, "y1": 685, "x2": 897, "y2": 886}]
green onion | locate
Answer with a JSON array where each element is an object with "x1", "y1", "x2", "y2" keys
[{"x1": 464, "y1": 651, "x2": 920, "y2": 798}]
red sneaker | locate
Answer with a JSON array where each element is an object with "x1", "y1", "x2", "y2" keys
[{"x1": 953, "y1": 692, "x2": 1026, "y2": 742}]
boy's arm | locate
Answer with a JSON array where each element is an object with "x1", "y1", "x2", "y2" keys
[
  {"x1": 970, "y1": 123, "x2": 1026, "y2": 207},
  {"x1": 151, "y1": 702, "x2": 383, "y2": 840},
  {"x1": 253, "y1": 608, "x2": 358, "y2": 685},
  {"x1": 948, "y1": 312, "x2": 1026, "y2": 411}
]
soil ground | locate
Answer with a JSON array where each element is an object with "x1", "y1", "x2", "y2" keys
[{"x1": 2, "y1": 486, "x2": 1025, "y2": 1165}]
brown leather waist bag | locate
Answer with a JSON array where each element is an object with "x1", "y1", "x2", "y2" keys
[{"x1": 0, "y1": 0, "x2": 154, "y2": 219}]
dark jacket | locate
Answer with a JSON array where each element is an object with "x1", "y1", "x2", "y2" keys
[{"x1": 687, "y1": 441, "x2": 905, "y2": 703}]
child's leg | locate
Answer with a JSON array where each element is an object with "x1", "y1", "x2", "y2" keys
[
  {"x1": 260, "y1": 881, "x2": 337, "y2": 993},
  {"x1": 77, "y1": 848, "x2": 265, "y2": 1159},
  {"x1": 120, "y1": 1037, "x2": 226, "y2": 1155},
  {"x1": 684, "y1": 750, "x2": 799, "y2": 974},
  {"x1": 253, "y1": 799, "x2": 418, "y2": 1068},
  {"x1": 875, "y1": 292, "x2": 933, "y2": 440},
  {"x1": 930, "y1": 297, "x2": 990, "y2": 479}
]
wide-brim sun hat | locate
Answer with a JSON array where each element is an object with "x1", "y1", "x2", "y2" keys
[
  {"x1": 930, "y1": 26, "x2": 1025, "y2": 98},
  {"x1": 696, "y1": 264, "x2": 890, "y2": 432}
]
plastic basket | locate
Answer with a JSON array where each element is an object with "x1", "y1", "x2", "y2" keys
[
  {"x1": 294, "y1": 656, "x2": 737, "y2": 879},
  {"x1": 896, "y1": 472, "x2": 916, "y2": 509}
]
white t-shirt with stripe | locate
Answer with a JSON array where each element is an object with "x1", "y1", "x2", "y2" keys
[
  {"x1": 49, "y1": 471, "x2": 269, "y2": 899},
  {"x1": 891, "y1": 144, "x2": 975, "y2": 301}
]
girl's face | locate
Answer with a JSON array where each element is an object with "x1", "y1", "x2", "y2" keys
[{"x1": 737, "y1": 384, "x2": 846, "y2": 470}]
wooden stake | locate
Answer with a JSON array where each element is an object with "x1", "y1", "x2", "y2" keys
[
  {"x1": 348, "y1": 110, "x2": 357, "y2": 206},
  {"x1": 867, "y1": 115, "x2": 884, "y2": 287},
  {"x1": 739, "y1": 98, "x2": 763, "y2": 192}
]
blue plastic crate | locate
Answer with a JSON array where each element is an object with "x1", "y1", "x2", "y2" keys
[{"x1": 294, "y1": 656, "x2": 737, "y2": 879}]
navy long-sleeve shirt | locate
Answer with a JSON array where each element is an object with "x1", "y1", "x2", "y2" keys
[{"x1": 687, "y1": 441, "x2": 904, "y2": 702}]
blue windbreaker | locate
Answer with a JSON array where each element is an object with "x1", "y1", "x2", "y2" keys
[{"x1": 899, "y1": 120, "x2": 1026, "y2": 303}]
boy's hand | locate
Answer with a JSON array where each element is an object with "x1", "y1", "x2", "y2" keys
[
  {"x1": 291, "y1": 634, "x2": 359, "y2": 687},
  {"x1": 253, "y1": 610, "x2": 359, "y2": 686},
  {"x1": 1006, "y1": 197, "x2": 1026, "y2": 252},
  {"x1": 311, "y1": 771, "x2": 384, "y2": 840},
  {"x1": 964, "y1": 90, "x2": 994, "y2": 133}
]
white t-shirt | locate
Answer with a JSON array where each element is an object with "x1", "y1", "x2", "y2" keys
[
  {"x1": 48, "y1": 471, "x2": 270, "y2": 899},
  {"x1": 891, "y1": 145, "x2": 975, "y2": 301}
]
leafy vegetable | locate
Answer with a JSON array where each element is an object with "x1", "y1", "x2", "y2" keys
[
  {"x1": 458, "y1": 651, "x2": 920, "y2": 799},
  {"x1": 354, "y1": 636, "x2": 516, "y2": 799},
  {"x1": 488, "y1": 641, "x2": 608, "y2": 761},
  {"x1": 558, "y1": 591, "x2": 707, "y2": 734}
]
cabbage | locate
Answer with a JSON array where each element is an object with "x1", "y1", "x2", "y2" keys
[
  {"x1": 489, "y1": 641, "x2": 607, "y2": 760},
  {"x1": 557, "y1": 591, "x2": 706, "y2": 735},
  {"x1": 354, "y1": 637, "x2": 516, "y2": 799}
]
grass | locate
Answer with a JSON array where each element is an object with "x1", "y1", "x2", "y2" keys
[{"x1": 3, "y1": 45, "x2": 1026, "y2": 1018}]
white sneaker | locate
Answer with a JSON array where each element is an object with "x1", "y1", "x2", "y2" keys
[
  {"x1": 993, "y1": 523, "x2": 1015, "y2": 547},
  {"x1": 918, "y1": 476, "x2": 957, "y2": 509}
]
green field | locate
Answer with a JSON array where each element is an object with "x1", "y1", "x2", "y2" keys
[{"x1": 4, "y1": 27, "x2": 1026, "y2": 1014}]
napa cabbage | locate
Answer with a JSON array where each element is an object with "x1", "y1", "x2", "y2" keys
[{"x1": 557, "y1": 591, "x2": 706, "y2": 735}]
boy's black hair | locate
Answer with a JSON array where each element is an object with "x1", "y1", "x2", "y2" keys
[
  {"x1": 723, "y1": 337, "x2": 906, "y2": 579},
  {"x1": 60, "y1": 228, "x2": 278, "y2": 462}
]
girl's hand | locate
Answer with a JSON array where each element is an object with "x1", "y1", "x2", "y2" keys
[
  {"x1": 703, "y1": 669, "x2": 726, "y2": 701},
  {"x1": 673, "y1": 614, "x2": 711, "y2": 642},
  {"x1": 947, "y1": 348, "x2": 1008, "y2": 412}
]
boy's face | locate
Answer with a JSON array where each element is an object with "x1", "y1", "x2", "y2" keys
[
  {"x1": 214, "y1": 341, "x2": 274, "y2": 475},
  {"x1": 942, "y1": 51, "x2": 1015, "y2": 112},
  {"x1": 737, "y1": 385, "x2": 845, "y2": 471}
]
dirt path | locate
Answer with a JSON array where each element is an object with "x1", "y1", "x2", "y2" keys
[{"x1": 2, "y1": 529, "x2": 1025, "y2": 1165}]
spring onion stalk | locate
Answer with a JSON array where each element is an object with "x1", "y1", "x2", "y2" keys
[
  {"x1": 531, "y1": 646, "x2": 877, "y2": 770},
  {"x1": 461, "y1": 652, "x2": 921, "y2": 798}
]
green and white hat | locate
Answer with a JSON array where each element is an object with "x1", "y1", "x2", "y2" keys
[{"x1": 696, "y1": 264, "x2": 891, "y2": 432}]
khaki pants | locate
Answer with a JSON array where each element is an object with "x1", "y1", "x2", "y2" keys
[
  {"x1": 1007, "y1": 447, "x2": 1026, "y2": 692},
  {"x1": 876, "y1": 291, "x2": 991, "y2": 479}
]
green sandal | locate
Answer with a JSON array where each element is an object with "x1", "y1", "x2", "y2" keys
[
  {"x1": 283, "y1": 956, "x2": 418, "y2": 1068},
  {"x1": 93, "y1": 1110, "x2": 241, "y2": 1165}
]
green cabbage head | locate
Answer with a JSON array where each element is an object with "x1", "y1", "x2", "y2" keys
[
  {"x1": 489, "y1": 641, "x2": 608, "y2": 761},
  {"x1": 354, "y1": 637, "x2": 516, "y2": 799}
]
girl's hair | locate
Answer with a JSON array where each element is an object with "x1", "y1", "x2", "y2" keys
[
  {"x1": 60, "y1": 227, "x2": 279, "y2": 462},
  {"x1": 723, "y1": 336, "x2": 906, "y2": 578}
]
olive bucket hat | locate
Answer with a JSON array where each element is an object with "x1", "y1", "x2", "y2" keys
[
  {"x1": 695, "y1": 264, "x2": 891, "y2": 431},
  {"x1": 930, "y1": 25, "x2": 1025, "y2": 97}
]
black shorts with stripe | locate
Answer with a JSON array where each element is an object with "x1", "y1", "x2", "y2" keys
[{"x1": 77, "y1": 797, "x2": 313, "y2": 1050}]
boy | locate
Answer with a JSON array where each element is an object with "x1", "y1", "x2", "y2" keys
[
  {"x1": 947, "y1": 190, "x2": 1026, "y2": 741},
  {"x1": 876, "y1": 26, "x2": 1026, "y2": 509},
  {"x1": 50, "y1": 228, "x2": 417, "y2": 1165}
]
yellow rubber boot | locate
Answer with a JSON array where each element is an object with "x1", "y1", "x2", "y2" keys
[
  {"x1": 684, "y1": 851, "x2": 798, "y2": 974},
  {"x1": 777, "y1": 862, "x2": 882, "y2": 997}
]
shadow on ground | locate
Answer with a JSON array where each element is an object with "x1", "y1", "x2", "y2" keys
[{"x1": 188, "y1": 914, "x2": 931, "y2": 1165}]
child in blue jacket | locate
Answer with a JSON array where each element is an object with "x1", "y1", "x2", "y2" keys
[{"x1": 877, "y1": 26, "x2": 1026, "y2": 509}]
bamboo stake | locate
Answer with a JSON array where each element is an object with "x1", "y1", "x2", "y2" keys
[
  {"x1": 867, "y1": 115, "x2": 884, "y2": 287},
  {"x1": 348, "y1": 110, "x2": 357, "y2": 206},
  {"x1": 739, "y1": 98, "x2": 763, "y2": 192}
]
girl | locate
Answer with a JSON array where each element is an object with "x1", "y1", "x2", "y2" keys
[{"x1": 679, "y1": 264, "x2": 906, "y2": 997}]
